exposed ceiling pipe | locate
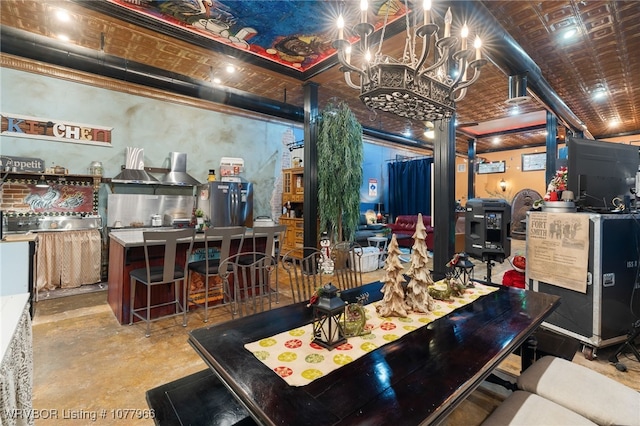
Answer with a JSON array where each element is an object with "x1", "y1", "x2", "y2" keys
[
  {"x1": 0, "y1": 26, "x2": 304, "y2": 124},
  {"x1": 457, "y1": 1, "x2": 589, "y2": 135},
  {"x1": 506, "y1": 74, "x2": 531, "y2": 105},
  {"x1": 363, "y1": 127, "x2": 434, "y2": 152}
]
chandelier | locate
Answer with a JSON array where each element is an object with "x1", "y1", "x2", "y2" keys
[{"x1": 333, "y1": 0, "x2": 487, "y2": 122}]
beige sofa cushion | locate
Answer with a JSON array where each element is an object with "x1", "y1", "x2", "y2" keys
[
  {"x1": 482, "y1": 391, "x2": 596, "y2": 426},
  {"x1": 517, "y1": 356, "x2": 640, "y2": 426}
]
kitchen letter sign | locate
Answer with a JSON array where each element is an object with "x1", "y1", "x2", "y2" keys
[{"x1": 1, "y1": 113, "x2": 112, "y2": 146}]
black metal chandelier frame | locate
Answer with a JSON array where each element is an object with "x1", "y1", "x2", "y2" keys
[{"x1": 333, "y1": 1, "x2": 487, "y2": 122}]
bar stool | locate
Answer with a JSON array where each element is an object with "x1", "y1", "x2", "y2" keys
[
  {"x1": 240, "y1": 224, "x2": 287, "y2": 302},
  {"x1": 186, "y1": 226, "x2": 246, "y2": 322},
  {"x1": 129, "y1": 228, "x2": 195, "y2": 337}
]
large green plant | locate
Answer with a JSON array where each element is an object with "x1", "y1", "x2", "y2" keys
[{"x1": 317, "y1": 100, "x2": 363, "y2": 242}]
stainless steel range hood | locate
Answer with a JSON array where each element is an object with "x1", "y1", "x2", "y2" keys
[
  {"x1": 112, "y1": 147, "x2": 160, "y2": 184},
  {"x1": 160, "y1": 152, "x2": 201, "y2": 186}
]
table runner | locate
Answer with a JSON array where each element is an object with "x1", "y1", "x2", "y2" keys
[{"x1": 244, "y1": 282, "x2": 498, "y2": 386}]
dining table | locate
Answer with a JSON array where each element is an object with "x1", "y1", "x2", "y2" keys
[{"x1": 187, "y1": 281, "x2": 561, "y2": 425}]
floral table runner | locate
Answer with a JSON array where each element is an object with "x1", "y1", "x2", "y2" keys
[{"x1": 244, "y1": 282, "x2": 499, "y2": 387}]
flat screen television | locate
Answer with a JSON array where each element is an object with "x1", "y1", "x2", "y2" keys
[{"x1": 567, "y1": 136, "x2": 639, "y2": 212}]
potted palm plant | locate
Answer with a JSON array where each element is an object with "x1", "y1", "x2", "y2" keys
[{"x1": 317, "y1": 100, "x2": 363, "y2": 242}]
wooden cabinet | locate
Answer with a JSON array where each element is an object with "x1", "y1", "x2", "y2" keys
[
  {"x1": 282, "y1": 167, "x2": 304, "y2": 203},
  {"x1": 279, "y1": 216, "x2": 303, "y2": 256},
  {"x1": 280, "y1": 167, "x2": 304, "y2": 257}
]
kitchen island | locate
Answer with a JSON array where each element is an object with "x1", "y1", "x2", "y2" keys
[{"x1": 107, "y1": 228, "x2": 264, "y2": 325}]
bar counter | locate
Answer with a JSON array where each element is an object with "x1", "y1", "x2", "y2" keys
[{"x1": 107, "y1": 228, "x2": 263, "y2": 324}]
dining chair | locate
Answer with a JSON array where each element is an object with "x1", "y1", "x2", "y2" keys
[
  {"x1": 129, "y1": 228, "x2": 195, "y2": 337},
  {"x1": 218, "y1": 251, "x2": 277, "y2": 319},
  {"x1": 331, "y1": 241, "x2": 364, "y2": 290},
  {"x1": 240, "y1": 224, "x2": 287, "y2": 302},
  {"x1": 186, "y1": 226, "x2": 246, "y2": 323},
  {"x1": 281, "y1": 247, "x2": 325, "y2": 304}
]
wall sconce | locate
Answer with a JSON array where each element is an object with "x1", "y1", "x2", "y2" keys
[{"x1": 499, "y1": 179, "x2": 507, "y2": 192}]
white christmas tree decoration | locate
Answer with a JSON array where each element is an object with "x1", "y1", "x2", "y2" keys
[
  {"x1": 405, "y1": 213, "x2": 435, "y2": 313},
  {"x1": 376, "y1": 234, "x2": 410, "y2": 318}
]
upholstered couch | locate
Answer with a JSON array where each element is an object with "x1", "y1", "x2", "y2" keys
[
  {"x1": 354, "y1": 213, "x2": 387, "y2": 245},
  {"x1": 385, "y1": 215, "x2": 434, "y2": 250}
]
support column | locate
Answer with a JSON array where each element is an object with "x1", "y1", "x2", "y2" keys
[
  {"x1": 432, "y1": 117, "x2": 457, "y2": 281},
  {"x1": 303, "y1": 82, "x2": 319, "y2": 249},
  {"x1": 545, "y1": 112, "x2": 558, "y2": 184},
  {"x1": 467, "y1": 138, "x2": 476, "y2": 202}
]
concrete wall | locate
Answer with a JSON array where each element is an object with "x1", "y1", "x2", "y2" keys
[{"x1": 0, "y1": 67, "x2": 293, "y2": 219}]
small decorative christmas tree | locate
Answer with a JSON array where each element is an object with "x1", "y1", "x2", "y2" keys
[
  {"x1": 376, "y1": 234, "x2": 410, "y2": 317},
  {"x1": 405, "y1": 213, "x2": 435, "y2": 313}
]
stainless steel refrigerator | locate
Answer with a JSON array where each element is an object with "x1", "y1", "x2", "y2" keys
[{"x1": 197, "y1": 181, "x2": 254, "y2": 227}]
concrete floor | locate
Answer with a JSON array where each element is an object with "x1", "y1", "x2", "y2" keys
[{"x1": 31, "y1": 239, "x2": 639, "y2": 425}]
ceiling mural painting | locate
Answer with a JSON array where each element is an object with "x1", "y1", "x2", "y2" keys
[{"x1": 108, "y1": 0, "x2": 408, "y2": 73}]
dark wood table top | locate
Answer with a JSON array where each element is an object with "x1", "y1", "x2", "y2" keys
[{"x1": 189, "y1": 282, "x2": 560, "y2": 426}]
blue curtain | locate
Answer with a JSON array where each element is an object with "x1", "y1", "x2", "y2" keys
[{"x1": 388, "y1": 157, "x2": 433, "y2": 219}]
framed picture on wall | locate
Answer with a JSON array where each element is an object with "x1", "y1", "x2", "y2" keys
[
  {"x1": 477, "y1": 161, "x2": 506, "y2": 174},
  {"x1": 522, "y1": 153, "x2": 546, "y2": 171}
]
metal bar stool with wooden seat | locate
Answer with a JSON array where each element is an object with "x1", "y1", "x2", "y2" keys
[
  {"x1": 186, "y1": 226, "x2": 245, "y2": 323},
  {"x1": 129, "y1": 228, "x2": 195, "y2": 337}
]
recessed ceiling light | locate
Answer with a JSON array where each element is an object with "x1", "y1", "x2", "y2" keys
[
  {"x1": 225, "y1": 64, "x2": 235, "y2": 74},
  {"x1": 510, "y1": 106, "x2": 520, "y2": 116},
  {"x1": 57, "y1": 34, "x2": 70, "y2": 42},
  {"x1": 56, "y1": 10, "x2": 71, "y2": 22},
  {"x1": 212, "y1": 77, "x2": 221, "y2": 84},
  {"x1": 492, "y1": 137, "x2": 500, "y2": 145},
  {"x1": 563, "y1": 28, "x2": 577, "y2": 40},
  {"x1": 592, "y1": 88, "x2": 607, "y2": 100},
  {"x1": 609, "y1": 119, "x2": 620, "y2": 127}
]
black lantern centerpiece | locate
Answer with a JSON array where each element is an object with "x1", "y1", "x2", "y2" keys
[
  {"x1": 448, "y1": 252, "x2": 475, "y2": 288},
  {"x1": 311, "y1": 284, "x2": 347, "y2": 350}
]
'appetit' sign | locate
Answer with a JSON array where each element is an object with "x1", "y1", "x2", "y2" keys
[
  {"x1": 1, "y1": 155, "x2": 45, "y2": 172},
  {"x1": 1, "y1": 113, "x2": 112, "y2": 146}
]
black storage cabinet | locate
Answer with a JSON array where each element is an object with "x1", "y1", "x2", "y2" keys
[{"x1": 530, "y1": 213, "x2": 640, "y2": 354}]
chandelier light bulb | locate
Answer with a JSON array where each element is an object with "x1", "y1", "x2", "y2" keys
[
  {"x1": 360, "y1": 0, "x2": 368, "y2": 24},
  {"x1": 444, "y1": 8, "x2": 452, "y2": 37},
  {"x1": 461, "y1": 23, "x2": 469, "y2": 50},
  {"x1": 364, "y1": 49, "x2": 371, "y2": 62},
  {"x1": 474, "y1": 36, "x2": 482, "y2": 60},
  {"x1": 423, "y1": 0, "x2": 432, "y2": 25},
  {"x1": 337, "y1": 14, "x2": 344, "y2": 40}
]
